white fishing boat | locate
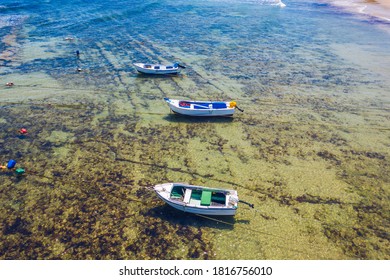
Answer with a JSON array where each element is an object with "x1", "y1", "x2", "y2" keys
[
  {"x1": 133, "y1": 62, "x2": 183, "y2": 74},
  {"x1": 164, "y1": 97, "x2": 241, "y2": 117},
  {"x1": 154, "y1": 183, "x2": 239, "y2": 216}
]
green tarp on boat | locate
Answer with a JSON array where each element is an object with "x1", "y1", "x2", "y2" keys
[{"x1": 200, "y1": 190, "x2": 212, "y2": 206}]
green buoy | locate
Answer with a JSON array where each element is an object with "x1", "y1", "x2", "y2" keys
[{"x1": 15, "y1": 168, "x2": 25, "y2": 175}]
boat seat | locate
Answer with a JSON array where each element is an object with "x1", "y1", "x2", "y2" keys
[
  {"x1": 183, "y1": 189, "x2": 192, "y2": 203},
  {"x1": 200, "y1": 190, "x2": 212, "y2": 206}
]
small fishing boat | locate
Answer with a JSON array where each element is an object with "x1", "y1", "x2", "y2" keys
[
  {"x1": 154, "y1": 183, "x2": 239, "y2": 216},
  {"x1": 164, "y1": 97, "x2": 240, "y2": 117},
  {"x1": 133, "y1": 62, "x2": 184, "y2": 75}
]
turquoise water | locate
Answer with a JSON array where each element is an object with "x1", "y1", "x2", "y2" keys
[{"x1": 0, "y1": 0, "x2": 389, "y2": 259}]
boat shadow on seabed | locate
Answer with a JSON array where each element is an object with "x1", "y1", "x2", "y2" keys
[
  {"x1": 145, "y1": 205, "x2": 250, "y2": 230},
  {"x1": 163, "y1": 113, "x2": 235, "y2": 124}
]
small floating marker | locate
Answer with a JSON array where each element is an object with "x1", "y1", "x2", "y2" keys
[
  {"x1": 15, "y1": 168, "x2": 25, "y2": 175},
  {"x1": 77, "y1": 67, "x2": 82, "y2": 72},
  {"x1": 7, "y1": 159, "x2": 17, "y2": 169},
  {"x1": 19, "y1": 128, "x2": 28, "y2": 135}
]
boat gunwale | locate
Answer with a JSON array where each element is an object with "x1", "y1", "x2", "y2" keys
[
  {"x1": 133, "y1": 63, "x2": 180, "y2": 73},
  {"x1": 154, "y1": 183, "x2": 238, "y2": 210},
  {"x1": 164, "y1": 98, "x2": 235, "y2": 117}
]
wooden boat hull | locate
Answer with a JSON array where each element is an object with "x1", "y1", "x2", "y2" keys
[
  {"x1": 133, "y1": 63, "x2": 180, "y2": 75},
  {"x1": 164, "y1": 98, "x2": 235, "y2": 117},
  {"x1": 154, "y1": 183, "x2": 238, "y2": 216}
]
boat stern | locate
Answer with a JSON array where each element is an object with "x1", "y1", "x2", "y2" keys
[{"x1": 228, "y1": 190, "x2": 239, "y2": 208}]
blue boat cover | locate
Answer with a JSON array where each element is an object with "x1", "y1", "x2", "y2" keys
[
  {"x1": 212, "y1": 102, "x2": 227, "y2": 109},
  {"x1": 7, "y1": 159, "x2": 17, "y2": 169}
]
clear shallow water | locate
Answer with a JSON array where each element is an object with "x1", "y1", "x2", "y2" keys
[{"x1": 0, "y1": 0, "x2": 389, "y2": 259}]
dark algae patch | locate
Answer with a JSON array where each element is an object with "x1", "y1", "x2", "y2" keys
[
  {"x1": 0, "y1": 103, "x2": 225, "y2": 259},
  {"x1": 1, "y1": 0, "x2": 390, "y2": 260}
]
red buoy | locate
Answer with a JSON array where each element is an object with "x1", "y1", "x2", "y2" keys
[{"x1": 19, "y1": 128, "x2": 28, "y2": 135}]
